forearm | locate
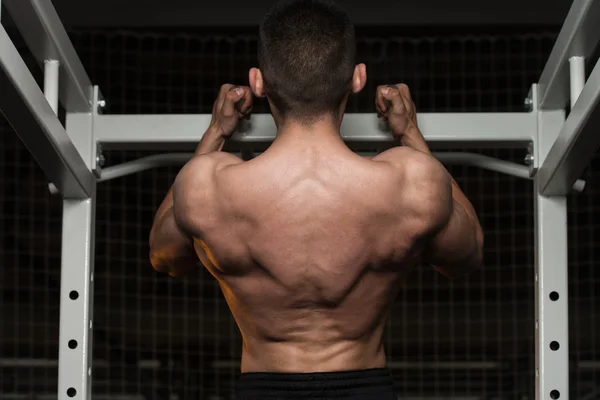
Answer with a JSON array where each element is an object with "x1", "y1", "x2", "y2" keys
[
  {"x1": 399, "y1": 127, "x2": 432, "y2": 155},
  {"x1": 194, "y1": 125, "x2": 227, "y2": 156}
]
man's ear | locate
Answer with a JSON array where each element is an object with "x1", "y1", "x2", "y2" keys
[
  {"x1": 249, "y1": 68, "x2": 266, "y2": 98},
  {"x1": 351, "y1": 63, "x2": 367, "y2": 94}
]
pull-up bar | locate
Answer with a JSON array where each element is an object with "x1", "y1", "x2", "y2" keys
[{"x1": 47, "y1": 151, "x2": 587, "y2": 194}]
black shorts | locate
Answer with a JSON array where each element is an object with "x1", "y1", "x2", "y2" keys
[{"x1": 236, "y1": 368, "x2": 397, "y2": 399}]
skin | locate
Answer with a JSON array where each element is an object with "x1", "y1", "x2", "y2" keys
[{"x1": 149, "y1": 65, "x2": 484, "y2": 373}]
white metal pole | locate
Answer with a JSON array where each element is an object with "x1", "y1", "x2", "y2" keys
[
  {"x1": 569, "y1": 56, "x2": 585, "y2": 109},
  {"x1": 44, "y1": 59, "x2": 60, "y2": 115},
  {"x1": 531, "y1": 84, "x2": 570, "y2": 400},
  {"x1": 57, "y1": 88, "x2": 100, "y2": 400}
]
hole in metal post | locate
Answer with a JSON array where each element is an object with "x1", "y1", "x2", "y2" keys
[
  {"x1": 550, "y1": 390, "x2": 560, "y2": 399},
  {"x1": 69, "y1": 291, "x2": 79, "y2": 300},
  {"x1": 67, "y1": 388, "x2": 77, "y2": 397},
  {"x1": 550, "y1": 341, "x2": 560, "y2": 351},
  {"x1": 68, "y1": 340, "x2": 78, "y2": 349},
  {"x1": 549, "y1": 291, "x2": 559, "y2": 301}
]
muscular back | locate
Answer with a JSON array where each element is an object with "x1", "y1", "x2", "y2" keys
[{"x1": 172, "y1": 144, "x2": 451, "y2": 373}]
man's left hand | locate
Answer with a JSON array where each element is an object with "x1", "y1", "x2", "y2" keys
[{"x1": 210, "y1": 84, "x2": 253, "y2": 138}]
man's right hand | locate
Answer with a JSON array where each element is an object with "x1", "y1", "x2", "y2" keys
[{"x1": 209, "y1": 84, "x2": 254, "y2": 138}]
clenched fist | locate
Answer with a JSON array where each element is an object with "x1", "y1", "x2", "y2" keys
[
  {"x1": 209, "y1": 84, "x2": 254, "y2": 138},
  {"x1": 375, "y1": 84, "x2": 418, "y2": 138}
]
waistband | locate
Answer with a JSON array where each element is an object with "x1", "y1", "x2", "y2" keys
[{"x1": 236, "y1": 368, "x2": 396, "y2": 399}]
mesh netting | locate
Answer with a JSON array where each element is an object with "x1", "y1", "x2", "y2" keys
[{"x1": 0, "y1": 27, "x2": 598, "y2": 399}]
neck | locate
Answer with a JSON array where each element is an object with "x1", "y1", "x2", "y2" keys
[{"x1": 272, "y1": 115, "x2": 346, "y2": 146}]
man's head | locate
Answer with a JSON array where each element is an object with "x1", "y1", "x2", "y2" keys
[{"x1": 250, "y1": 0, "x2": 366, "y2": 125}]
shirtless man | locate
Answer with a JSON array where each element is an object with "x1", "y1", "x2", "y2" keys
[{"x1": 149, "y1": 1, "x2": 484, "y2": 398}]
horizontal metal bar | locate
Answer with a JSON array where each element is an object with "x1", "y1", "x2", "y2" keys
[
  {"x1": 0, "y1": 27, "x2": 93, "y2": 198},
  {"x1": 96, "y1": 152, "x2": 584, "y2": 191},
  {"x1": 100, "y1": 153, "x2": 191, "y2": 180},
  {"x1": 0, "y1": 395, "x2": 143, "y2": 400},
  {"x1": 579, "y1": 361, "x2": 600, "y2": 369},
  {"x1": 3, "y1": 0, "x2": 94, "y2": 112},
  {"x1": 4, "y1": 357, "x2": 600, "y2": 370},
  {"x1": 537, "y1": 0, "x2": 600, "y2": 110},
  {"x1": 538, "y1": 58, "x2": 600, "y2": 195},
  {"x1": 0, "y1": 358, "x2": 156, "y2": 369},
  {"x1": 437, "y1": 152, "x2": 585, "y2": 191},
  {"x1": 94, "y1": 113, "x2": 536, "y2": 151},
  {"x1": 48, "y1": 150, "x2": 585, "y2": 194},
  {"x1": 439, "y1": 152, "x2": 530, "y2": 178},
  {"x1": 211, "y1": 360, "x2": 501, "y2": 370}
]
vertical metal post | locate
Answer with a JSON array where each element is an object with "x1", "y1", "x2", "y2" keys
[
  {"x1": 569, "y1": 56, "x2": 586, "y2": 108},
  {"x1": 58, "y1": 88, "x2": 99, "y2": 400},
  {"x1": 44, "y1": 59, "x2": 60, "y2": 115},
  {"x1": 532, "y1": 84, "x2": 570, "y2": 400}
]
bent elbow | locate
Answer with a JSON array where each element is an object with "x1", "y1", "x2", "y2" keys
[
  {"x1": 149, "y1": 222, "x2": 160, "y2": 254},
  {"x1": 148, "y1": 232, "x2": 163, "y2": 271},
  {"x1": 471, "y1": 224, "x2": 485, "y2": 270},
  {"x1": 436, "y1": 237, "x2": 484, "y2": 280},
  {"x1": 458, "y1": 227, "x2": 484, "y2": 276},
  {"x1": 149, "y1": 249, "x2": 169, "y2": 274}
]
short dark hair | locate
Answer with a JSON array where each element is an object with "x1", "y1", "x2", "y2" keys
[{"x1": 258, "y1": 0, "x2": 356, "y2": 122}]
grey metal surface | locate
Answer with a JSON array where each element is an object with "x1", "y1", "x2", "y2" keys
[
  {"x1": 537, "y1": 0, "x2": 600, "y2": 110},
  {"x1": 534, "y1": 98, "x2": 569, "y2": 400},
  {"x1": 436, "y1": 152, "x2": 585, "y2": 191},
  {"x1": 2, "y1": 0, "x2": 95, "y2": 112},
  {"x1": 94, "y1": 113, "x2": 537, "y2": 150},
  {"x1": 533, "y1": 186, "x2": 570, "y2": 400},
  {"x1": 58, "y1": 196, "x2": 96, "y2": 400},
  {"x1": 57, "y1": 110, "x2": 97, "y2": 400},
  {"x1": 569, "y1": 56, "x2": 586, "y2": 108},
  {"x1": 0, "y1": 27, "x2": 92, "y2": 198},
  {"x1": 44, "y1": 59, "x2": 60, "y2": 115},
  {"x1": 537, "y1": 58, "x2": 600, "y2": 195}
]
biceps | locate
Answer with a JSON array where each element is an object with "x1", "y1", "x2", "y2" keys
[{"x1": 424, "y1": 201, "x2": 482, "y2": 278}]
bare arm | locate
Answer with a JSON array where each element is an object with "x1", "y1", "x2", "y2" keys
[
  {"x1": 422, "y1": 161, "x2": 483, "y2": 278},
  {"x1": 405, "y1": 128, "x2": 482, "y2": 258},
  {"x1": 399, "y1": 134, "x2": 483, "y2": 279},
  {"x1": 149, "y1": 126, "x2": 224, "y2": 276},
  {"x1": 149, "y1": 84, "x2": 252, "y2": 276},
  {"x1": 376, "y1": 146, "x2": 483, "y2": 278},
  {"x1": 376, "y1": 84, "x2": 483, "y2": 278},
  {"x1": 398, "y1": 128, "x2": 483, "y2": 277}
]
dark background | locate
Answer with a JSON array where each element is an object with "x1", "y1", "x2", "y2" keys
[{"x1": 1, "y1": 0, "x2": 599, "y2": 399}]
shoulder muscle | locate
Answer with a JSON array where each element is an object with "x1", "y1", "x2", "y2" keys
[
  {"x1": 172, "y1": 152, "x2": 242, "y2": 230},
  {"x1": 378, "y1": 148, "x2": 452, "y2": 233},
  {"x1": 404, "y1": 152, "x2": 453, "y2": 234}
]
